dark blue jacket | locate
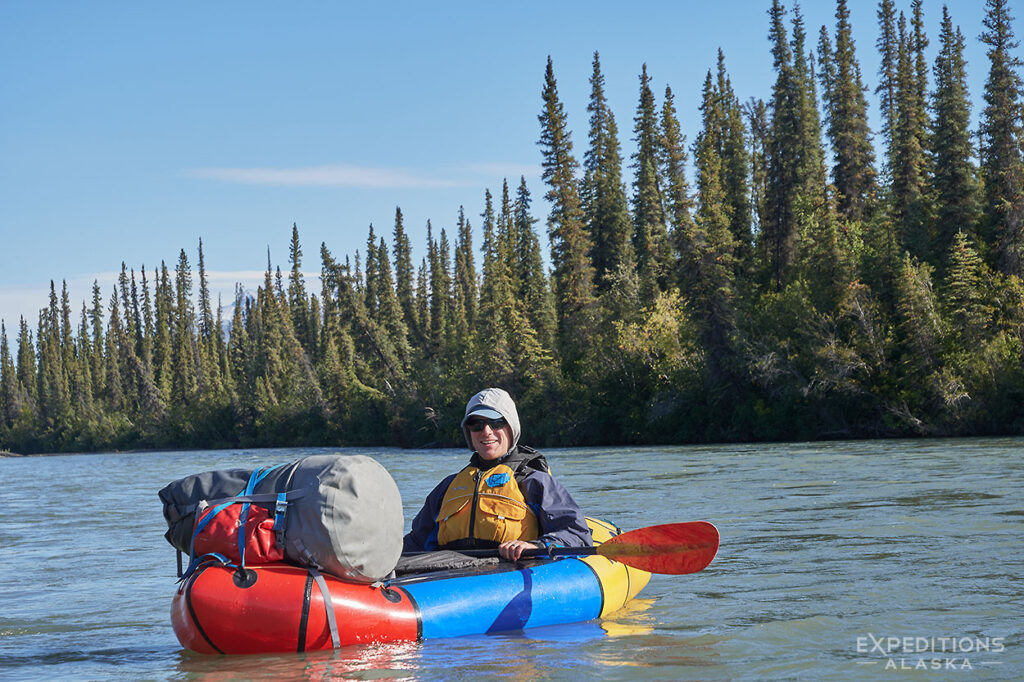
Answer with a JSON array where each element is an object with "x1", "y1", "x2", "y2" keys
[{"x1": 402, "y1": 447, "x2": 592, "y2": 551}]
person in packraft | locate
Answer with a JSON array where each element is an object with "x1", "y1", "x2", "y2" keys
[{"x1": 403, "y1": 388, "x2": 592, "y2": 561}]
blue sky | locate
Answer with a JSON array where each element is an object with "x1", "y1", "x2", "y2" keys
[{"x1": 0, "y1": 1, "x2": 994, "y2": 332}]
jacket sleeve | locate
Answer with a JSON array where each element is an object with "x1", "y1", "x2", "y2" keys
[
  {"x1": 520, "y1": 471, "x2": 592, "y2": 548},
  {"x1": 402, "y1": 474, "x2": 456, "y2": 552}
]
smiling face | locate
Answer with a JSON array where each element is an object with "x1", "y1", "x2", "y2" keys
[{"x1": 469, "y1": 420, "x2": 514, "y2": 461}]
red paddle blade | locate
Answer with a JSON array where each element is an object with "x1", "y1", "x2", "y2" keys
[{"x1": 598, "y1": 521, "x2": 720, "y2": 575}]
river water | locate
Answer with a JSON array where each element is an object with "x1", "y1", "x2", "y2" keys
[{"x1": 1, "y1": 439, "x2": 1021, "y2": 680}]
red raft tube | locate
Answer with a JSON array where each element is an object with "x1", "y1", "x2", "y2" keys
[
  {"x1": 172, "y1": 563, "x2": 421, "y2": 653},
  {"x1": 172, "y1": 518, "x2": 653, "y2": 654}
]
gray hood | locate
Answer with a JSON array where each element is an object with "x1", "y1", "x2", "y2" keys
[{"x1": 461, "y1": 388, "x2": 521, "y2": 454}]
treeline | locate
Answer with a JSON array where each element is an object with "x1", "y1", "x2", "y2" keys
[{"x1": 2, "y1": 0, "x2": 1023, "y2": 454}]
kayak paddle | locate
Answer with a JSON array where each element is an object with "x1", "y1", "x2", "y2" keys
[{"x1": 404, "y1": 521, "x2": 720, "y2": 575}]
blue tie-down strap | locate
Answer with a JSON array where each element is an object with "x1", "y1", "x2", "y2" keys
[
  {"x1": 236, "y1": 502, "x2": 251, "y2": 570},
  {"x1": 187, "y1": 499, "x2": 237, "y2": 569},
  {"x1": 237, "y1": 464, "x2": 288, "y2": 569},
  {"x1": 178, "y1": 551, "x2": 237, "y2": 584}
]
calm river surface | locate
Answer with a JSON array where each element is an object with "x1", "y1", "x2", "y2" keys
[{"x1": 1, "y1": 439, "x2": 1021, "y2": 680}]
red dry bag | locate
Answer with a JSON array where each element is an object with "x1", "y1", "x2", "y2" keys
[{"x1": 191, "y1": 502, "x2": 284, "y2": 564}]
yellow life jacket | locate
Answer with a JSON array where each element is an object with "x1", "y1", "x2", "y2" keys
[{"x1": 435, "y1": 463, "x2": 539, "y2": 547}]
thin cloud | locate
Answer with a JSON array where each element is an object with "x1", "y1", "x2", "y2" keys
[
  {"x1": 465, "y1": 162, "x2": 543, "y2": 181},
  {"x1": 204, "y1": 270, "x2": 283, "y2": 287},
  {"x1": 188, "y1": 164, "x2": 464, "y2": 189},
  {"x1": 187, "y1": 162, "x2": 542, "y2": 189}
]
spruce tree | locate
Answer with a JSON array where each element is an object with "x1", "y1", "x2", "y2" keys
[
  {"x1": 791, "y1": 5, "x2": 827, "y2": 195},
  {"x1": 287, "y1": 224, "x2": 313, "y2": 353},
  {"x1": 353, "y1": 251, "x2": 363, "y2": 295},
  {"x1": 375, "y1": 236, "x2": 411, "y2": 375},
  {"x1": 118, "y1": 264, "x2": 137, "y2": 348},
  {"x1": 911, "y1": 0, "x2": 930, "y2": 131},
  {"x1": 659, "y1": 85, "x2": 696, "y2": 285},
  {"x1": 214, "y1": 292, "x2": 234, "y2": 404},
  {"x1": 198, "y1": 240, "x2": 225, "y2": 402},
  {"x1": 364, "y1": 224, "x2": 379, "y2": 317},
  {"x1": 171, "y1": 249, "x2": 198, "y2": 406},
  {"x1": 274, "y1": 265, "x2": 286, "y2": 302},
  {"x1": 197, "y1": 240, "x2": 214, "y2": 343},
  {"x1": 453, "y1": 205, "x2": 478, "y2": 340},
  {"x1": 818, "y1": 25, "x2": 837, "y2": 122},
  {"x1": 876, "y1": 0, "x2": 899, "y2": 180},
  {"x1": 253, "y1": 265, "x2": 283, "y2": 417},
  {"x1": 538, "y1": 56, "x2": 596, "y2": 361},
  {"x1": 491, "y1": 183, "x2": 554, "y2": 398},
  {"x1": 479, "y1": 187, "x2": 547, "y2": 395},
  {"x1": 59, "y1": 282, "x2": 74, "y2": 390},
  {"x1": 944, "y1": 230, "x2": 989, "y2": 345},
  {"x1": 75, "y1": 304, "x2": 95, "y2": 418},
  {"x1": 88, "y1": 281, "x2": 106, "y2": 402},
  {"x1": 765, "y1": 0, "x2": 797, "y2": 287},
  {"x1": 104, "y1": 288, "x2": 125, "y2": 413},
  {"x1": 139, "y1": 266, "x2": 154, "y2": 375},
  {"x1": 439, "y1": 229, "x2": 458, "y2": 353},
  {"x1": 894, "y1": 253, "x2": 943, "y2": 390},
  {"x1": 764, "y1": 1, "x2": 827, "y2": 287},
  {"x1": 891, "y1": 11, "x2": 931, "y2": 257},
  {"x1": 497, "y1": 179, "x2": 518, "y2": 291},
  {"x1": 820, "y1": 0, "x2": 877, "y2": 223},
  {"x1": 153, "y1": 262, "x2": 174, "y2": 402},
  {"x1": 426, "y1": 221, "x2": 450, "y2": 354},
  {"x1": 57, "y1": 281, "x2": 80, "y2": 427},
  {"x1": 37, "y1": 285, "x2": 71, "y2": 437},
  {"x1": 477, "y1": 189, "x2": 516, "y2": 383},
  {"x1": 129, "y1": 269, "x2": 143, "y2": 354},
  {"x1": 514, "y1": 177, "x2": 558, "y2": 352},
  {"x1": 478, "y1": 190, "x2": 498, "y2": 321},
  {"x1": 391, "y1": 207, "x2": 420, "y2": 344},
  {"x1": 931, "y1": 6, "x2": 980, "y2": 268},
  {"x1": 128, "y1": 321, "x2": 166, "y2": 431},
  {"x1": 325, "y1": 244, "x2": 397, "y2": 394},
  {"x1": 229, "y1": 284, "x2": 252, "y2": 403},
  {"x1": 15, "y1": 318, "x2": 36, "y2": 408},
  {"x1": 632, "y1": 64, "x2": 671, "y2": 303},
  {"x1": 416, "y1": 257, "x2": 430, "y2": 344},
  {"x1": 745, "y1": 97, "x2": 771, "y2": 263},
  {"x1": 582, "y1": 51, "x2": 632, "y2": 292},
  {"x1": 113, "y1": 267, "x2": 146, "y2": 419},
  {"x1": 715, "y1": 51, "x2": 753, "y2": 272},
  {"x1": 257, "y1": 249, "x2": 325, "y2": 433},
  {"x1": 979, "y1": 0, "x2": 1024, "y2": 277},
  {"x1": 692, "y1": 70, "x2": 740, "y2": 384},
  {"x1": 0, "y1": 322, "x2": 16, "y2": 428}
]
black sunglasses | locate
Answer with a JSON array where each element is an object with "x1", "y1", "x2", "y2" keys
[{"x1": 467, "y1": 417, "x2": 507, "y2": 432}]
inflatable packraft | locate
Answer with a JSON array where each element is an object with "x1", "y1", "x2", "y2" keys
[{"x1": 171, "y1": 517, "x2": 651, "y2": 654}]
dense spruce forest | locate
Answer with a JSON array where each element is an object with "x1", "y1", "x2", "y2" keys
[{"x1": 2, "y1": 0, "x2": 1023, "y2": 454}]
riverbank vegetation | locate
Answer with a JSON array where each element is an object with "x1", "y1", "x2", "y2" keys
[{"x1": 2, "y1": 0, "x2": 1022, "y2": 453}]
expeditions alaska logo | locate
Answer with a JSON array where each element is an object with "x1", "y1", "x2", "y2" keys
[{"x1": 856, "y1": 633, "x2": 1006, "y2": 671}]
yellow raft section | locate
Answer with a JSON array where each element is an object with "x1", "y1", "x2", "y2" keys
[{"x1": 581, "y1": 517, "x2": 651, "y2": 617}]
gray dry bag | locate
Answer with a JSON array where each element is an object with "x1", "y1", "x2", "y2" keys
[{"x1": 159, "y1": 454, "x2": 403, "y2": 583}]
